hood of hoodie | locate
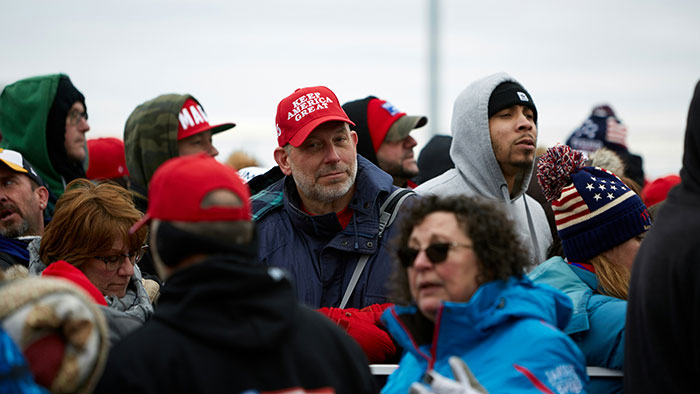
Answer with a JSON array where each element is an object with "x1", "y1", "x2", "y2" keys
[
  {"x1": 154, "y1": 253, "x2": 299, "y2": 351},
  {"x1": 124, "y1": 94, "x2": 190, "y2": 205},
  {"x1": 0, "y1": 74, "x2": 86, "y2": 201},
  {"x1": 675, "y1": 80, "x2": 700, "y2": 198},
  {"x1": 449, "y1": 72, "x2": 537, "y2": 202}
]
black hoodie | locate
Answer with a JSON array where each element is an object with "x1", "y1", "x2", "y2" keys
[
  {"x1": 96, "y1": 249, "x2": 377, "y2": 394},
  {"x1": 46, "y1": 75, "x2": 88, "y2": 185},
  {"x1": 624, "y1": 80, "x2": 700, "y2": 393}
]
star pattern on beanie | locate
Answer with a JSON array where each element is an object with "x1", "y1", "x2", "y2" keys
[{"x1": 554, "y1": 170, "x2": 632, "y2": 231}]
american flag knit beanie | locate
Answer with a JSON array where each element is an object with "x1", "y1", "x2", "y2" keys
[{"x1": 537, "y1": 145, "x2": 651, "y2": 262}]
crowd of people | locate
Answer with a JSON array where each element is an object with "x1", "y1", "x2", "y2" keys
[{"x1": 0, "y1": 71, "x2": 697, "y2": 393}]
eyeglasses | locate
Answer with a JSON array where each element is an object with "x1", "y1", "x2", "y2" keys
[
  {"x1": 68, "y1": 109, "x2": 88, "y2": 126},
  {"x1": 397, "y1": 242, "x2": 472, "y2": 268},
  {"x1": 94, "y1": 245, "x2": 148, "y2": 271}
]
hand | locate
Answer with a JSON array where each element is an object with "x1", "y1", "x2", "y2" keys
[
  {"x1": 316, "y1": 304, "x2": 396, "y2": 363},
  {"x1": 409, "y1": 356, "x2": 488, "y2": 394}
]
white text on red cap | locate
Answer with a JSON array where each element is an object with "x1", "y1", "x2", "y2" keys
[
  {"x1": 179, "y1": 104, "x2": 210, "y2": 131},
  {"x1": 287, "y1": 92, "x2": 334, "y2": 122}
]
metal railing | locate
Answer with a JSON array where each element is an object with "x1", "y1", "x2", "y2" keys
[{"x1": 370, "y1": 364, "x2": 623, "y2": 377}]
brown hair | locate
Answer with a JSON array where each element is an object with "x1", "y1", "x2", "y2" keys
[
  {"x1": 40, "y1": 179, "x2": 147, "y2": 267},
  {"x1": 390, "y1": 195, "x2": 528, "y2": 305},
  {"x1": 589, "y1": 254, "x2": 630, "y2": 300}
]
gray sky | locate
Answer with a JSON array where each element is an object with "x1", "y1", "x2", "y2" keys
[{"x1": 2, "y1": 0, "x2": 699, "y2": 179}]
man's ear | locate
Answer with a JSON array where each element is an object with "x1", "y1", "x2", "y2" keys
[
  {"x1": 274, "y1": 147, "x2": 293, "y2": 176},
  {"x1": 350, "y1": 130, "x2": 358, "y2": 146},
  {"x1": 35, "y1": 186, "x2": 49, "y2": 211}
]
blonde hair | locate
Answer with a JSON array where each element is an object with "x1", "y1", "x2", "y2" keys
[
  {"x1": 589, "y1": 254, "x2": 630, "y2": 300},
  {"x1": 40, "y1": 179, "x2": 148, "y2": 267},
  {"x1": 225, "y1": 150, "x2": 260, "y2": 170},
  {"x1": 588, "y1": 148, "x2": 626, "y2": 177}
]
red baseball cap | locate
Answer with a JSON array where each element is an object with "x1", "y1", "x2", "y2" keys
[
  {"x1": 178, "y1": 98, "x2": 235, "y2": 140},
  {"x1": 129, "y1": 154, "x2": 251, "y2": 233},
  {"x1": 366, "y1": 98, "x2": 427, "y2": 151},
  {"x1": 275, "y1": 86, "x2": 355, "y2": 147},
  {"x1": 86, "y1": 138, "x2": 130, "y2": 180}
]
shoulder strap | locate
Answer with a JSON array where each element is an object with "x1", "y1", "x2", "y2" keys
[
  {"x1": 339, "y1": 188, "x2": 416, "y2": 309},
  {"x1": 377, "y1": 188, "x2": 415, "y2": 239}
]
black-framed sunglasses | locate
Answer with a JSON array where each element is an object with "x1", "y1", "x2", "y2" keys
[
  {"x1": 94, "y1": 245, "x2": 149, "y2": 272},
  {"x1": 397, "y1": 242, "x2": 472, "y2": 268}
]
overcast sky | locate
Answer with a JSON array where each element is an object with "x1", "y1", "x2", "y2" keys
[{"x1": 2, "y1": 0, "x2": 699, "y2": 179}]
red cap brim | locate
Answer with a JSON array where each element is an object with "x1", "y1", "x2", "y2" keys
[
  {"x1": 128, "y1": 213, "x2": 151, "y2": 235},
  {"x1": 178, "y1": 122, "x2": 235, "y2": 141}
]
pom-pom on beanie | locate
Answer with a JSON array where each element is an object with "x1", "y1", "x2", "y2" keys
[{"x1": 537, "y1": 145, "x2": 651, "y2": 262}]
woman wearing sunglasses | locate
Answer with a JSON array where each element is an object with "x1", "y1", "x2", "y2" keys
[
  {"x1": 28, "y1": 179, "x2": 155, "y2": 344},
  {"x1": 381, "y1": 195, "x2": 588, "y2": 394}
]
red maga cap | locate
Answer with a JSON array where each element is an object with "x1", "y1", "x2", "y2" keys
[
  {"x1": 275, "y1": 86, "x2": 355, "y2": 147},
  {"x1": 129, "y1": 154, "x2": 251, "y2": 233},
  {"x1": 86, "y1": 137, "x2": 129, "y2": 180},
  {"x1": 178, "y1": 98, "x2": 235, "y2": 140}
]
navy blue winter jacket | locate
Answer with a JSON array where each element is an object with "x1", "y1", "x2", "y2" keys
[{"x1": 251, "y1": 155, "x2": 412, "y2": 309}]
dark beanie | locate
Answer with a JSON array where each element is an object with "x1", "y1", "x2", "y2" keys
[
  {"x1": 415, "y1": 135, "x2": 454, "y2": 185},
  {"x1": 342, "y1": 96, "x2": 378, "y2": 164},
  {"x1": 488, "y1": 82, "x2": 537, "y2": 123}
]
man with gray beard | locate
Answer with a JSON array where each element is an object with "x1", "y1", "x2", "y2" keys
[
  {"x1": 0, "y1": 149, "x2": 50, "y2": 270},
  {"x1": 251, "y1": 86, "x2": 413, "y2": 311}
]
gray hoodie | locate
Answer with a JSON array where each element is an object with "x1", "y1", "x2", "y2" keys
[{"x1": 415, "y1": 72, "x2": 552, "y2": 266}]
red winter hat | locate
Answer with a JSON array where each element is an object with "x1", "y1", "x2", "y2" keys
[
  {"x1": 178, "y1": 98, "x2": 235, "y2": 140},
  {"x1": 275, "y1": 86, "x2": 354, "y2": 147},
  {"x1": 42, "y1": 261, "x2": 108, "y2": 306},
  {"x1": 641, "y1": 174, "x2": 681, "y2": 207},
  {"x1": 86, "y1": 138, "x2": 129, "y2": 180},
  {"x1": 130, "y1": 154, "x2": 251, "y2": 233}
]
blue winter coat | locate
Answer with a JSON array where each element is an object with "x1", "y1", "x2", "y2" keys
[
  {"x1": 251, "y1": 155, "x2": 412, "y2": 309},
  {"x1": 381, "y1": 277, "x2": 588, "y2": 394},
  {"x1": 529, "y1": 257, "x2": 625, "y2": 393}
]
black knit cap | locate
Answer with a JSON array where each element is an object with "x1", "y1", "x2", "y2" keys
[{"x1": 488, "y1": 82, "x2": 537, "y2": 123}]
